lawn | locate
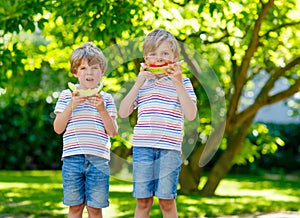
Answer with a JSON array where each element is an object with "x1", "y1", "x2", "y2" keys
[{"x1": 0, "y1": 170, "x2": 299, "y2": 217}]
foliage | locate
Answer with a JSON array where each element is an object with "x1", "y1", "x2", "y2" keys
[
  {"x1": 255, "y1": 123, "x2": 300, "y2": 173},
  {"x1": 285, "y1": 93, "x2": 300, "y2": 117},
  {"x1": 0, "y1": 0, "x2": 300, "y2": 195},
  {"x1": 235, "y1": 123, "x2": 285, "y2": 166},
  {"x1": 0, "y1": 100, "x2": 62, "y2": 170},
  {"x1": 0, "y1": 170, "x2": 299, "y2": 217},
  {"x1": 179, "y1": 0, "x2": 300, "y2": 195}
]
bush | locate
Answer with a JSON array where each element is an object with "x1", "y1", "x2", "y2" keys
[
  {"x1": 257, "y1": 123, "x2": 300, "y2": 173},
  {"x1": 0, "y1": 100, "x2": 62, "y2": 170}
]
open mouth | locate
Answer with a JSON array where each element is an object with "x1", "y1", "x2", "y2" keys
[
  {"x1": 86, "y1": 77, "x2": 94, "y2": 82},
  {"x1": 141, "y1": 60, "x2": 184, "y2": 75}
]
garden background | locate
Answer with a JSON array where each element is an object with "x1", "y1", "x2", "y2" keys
[{"x1": 0, "y1": 0, "x2": 300, "y2": 217}]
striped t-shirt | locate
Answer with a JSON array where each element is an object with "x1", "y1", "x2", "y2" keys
[
  {"x1": 133, "y1": 76, "x2": 197, "y2": 152},
  {"x1": 54, "y1": 89, "x2": 117, "y2": 160}
]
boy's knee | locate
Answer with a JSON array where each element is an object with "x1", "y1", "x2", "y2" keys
[
  {"x1": 137, "y1": 197, "x2": 153, "y2": 209},
  {"x1": 69, "y1": 204, "x2": 85, "y2": 215},
  {"x1": 86, "y1": 206, "x2": 102, "y2": 217},
  {"x1": 158, "y1": 199, "x2": 175, "y2": 211}
]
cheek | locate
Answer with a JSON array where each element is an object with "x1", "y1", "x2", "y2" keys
[
  {"x1": 165, "y1": 54, "x2": 174, "y2": 60},
  {"x1": 95, "y1": 71, "x2": 103, "y2": 81},
  {"x1": 97, "y1": 70, "x2": 103, "y2": 77},
  {"x1": 75, "y1": 72, "x2": 85, "y2": 80}
]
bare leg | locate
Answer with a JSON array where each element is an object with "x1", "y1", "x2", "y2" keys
[
  {"x1": 68, "y1": 204, "x2": 85, "y2": 218},
  {"x1": 159, "y1": 199, "x2": 178, "y2": 218},
  {"x1": 134, "y1": 197, "x2": 154, "y2": 218},
  {"x1": 86, "y1": 206, "x2": 102, "y2": 218}
]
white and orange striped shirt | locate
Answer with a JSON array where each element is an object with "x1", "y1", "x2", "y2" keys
[
  {"x1": 133, "y1": 76, "x2": 197, "y2": 151},
  {"x1": 54, "y1": 89, "x2": 117, "y2": 160}
]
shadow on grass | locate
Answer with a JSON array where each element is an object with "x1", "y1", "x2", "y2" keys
[
  {"x1": 175, "y1": 174, "x2": 300, "y2": 217},
  {"x1": 0, "y1": 171, "x2": 299, "y2": 218},
  {"x1": 0, "y1": 171, "x2": 64, "y2": 217}
]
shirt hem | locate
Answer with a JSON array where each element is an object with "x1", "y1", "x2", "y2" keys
[
  {"x1": 132, "y1": 145, "x2": 181, "y2": 152},
  {"x1": 61, "y1": 152, "x2": 110, "y2": 161}
]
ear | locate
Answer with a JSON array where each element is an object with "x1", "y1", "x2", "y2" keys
[
  {"x1": 143, "y1": 56, "x2": 148, "y2": 62},
  {"x1": 173, "y1": 53, "x2": 179, "y2": 61}
]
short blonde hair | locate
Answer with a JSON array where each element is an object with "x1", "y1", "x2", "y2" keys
[
  {"x1": 143, "y1": 28, "x2": 179, "y2": 58},
  {"x1": 70, "y1": 42, "x2": 107, "y2": 75}
]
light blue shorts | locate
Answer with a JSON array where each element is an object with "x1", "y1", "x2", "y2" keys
[
  {"x1": 62, "y1": 154, "x2": 110, "y2": 208},
  {"x1": 132, "y1": 147, "x2": 182, "y2": 199}
]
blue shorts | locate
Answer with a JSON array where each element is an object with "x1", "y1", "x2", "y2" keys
[
  {"x1": 132, "y1": 147, "x2": 182, "y2": 199},
  {"x1": 62, "y1": 155, "x2": 110, "y2": 208}
]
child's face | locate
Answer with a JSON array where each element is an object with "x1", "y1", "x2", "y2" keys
[
  {"x1": 144, "y1": 40, "x2": 177, "y2": 66},
  {"x1": 75, "y1": 59, "x2": 103, "y2": 89}
]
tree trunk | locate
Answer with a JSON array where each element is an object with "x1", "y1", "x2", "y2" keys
[
  {"x1": 110, "y1": 146, "x2": 132, "y2": 174},
  {"x1": 179, "y1": 143, "x2": 204, "y2": 194},
  {"x1": 201, "y1": 117, "x2": 254, "y2": 196},
  {"x1": 179, "y1": 120, "x2": 226, "y2": 194}
]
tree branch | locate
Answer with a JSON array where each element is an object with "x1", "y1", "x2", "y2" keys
[
  {"x1": 224, "y1": 41, "x2": 237, "y2": 98},
  {"x1": 261, "y1": 21, "x2": 300, "y2": 38},
  {"x1": 226, "y1": 0, "x2": 274, "y2": 126},
  {"x1": 203, "y1": 31, "x2": 229, "y2": 44},
  {"x1": 237, "y1": 0, "x2": 274, "y2": 87},
  {"x1": 229, "y1": 77, "x2": 300, "y2": 131},
  {"x1": 266, "y1": 79, "x2": 300, "y2": 105},
  {"x1": 228, "y1": 56, "x2": 300, "y2": 131},
  {"x1": 256, "y1": 56, "x2": 300, "y2": 101},
  {"x1": 189, "y1": 29, "x2": 230, "y2": 45}
]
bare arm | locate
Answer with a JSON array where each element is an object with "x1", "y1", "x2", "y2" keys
[
  {"x1": 173, "y1": 79, "x2": 197, "y2": 121},
  {"x1": 168, "y1": 64, "x2": 197, "y2": 121},
  {"x1": 53, "y1": 93, "x2": 86, "y2": 134},
  {"x1": 89, "y1": 94, "x2": 118, "y2": 137},
  {"x1": 98, "y1": 109, "x2": 118, "y2": 137},
  {"x1": 119, "y1": 71, "x2": 155, "y2": 118}
]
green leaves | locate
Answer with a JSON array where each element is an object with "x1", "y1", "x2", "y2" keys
[
  {"x1": 0, "y1": 0, "x2": 299, "y2": 180},
  {"x1": 0, "y1": 0, "x2": 48, "y2": 33}
]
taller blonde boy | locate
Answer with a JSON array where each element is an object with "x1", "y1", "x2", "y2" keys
[{"x1": 119, "y1": 29, "x2": 197, "y2": 218}]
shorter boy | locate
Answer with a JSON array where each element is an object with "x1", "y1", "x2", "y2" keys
[{"x1": 53, "y1": 42, "x2": 118, "y2": 218}]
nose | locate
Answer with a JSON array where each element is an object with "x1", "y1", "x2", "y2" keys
[
  {"x1": 155, "y1": 55, "x2": 163, "y2": 61},
  {"x1": 86, "y1": 67, "x2": 93, "y2": 74}
]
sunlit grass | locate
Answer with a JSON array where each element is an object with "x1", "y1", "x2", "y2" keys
[{"x1": 0, "y1": 171, "x2": 299, "y2": 217}]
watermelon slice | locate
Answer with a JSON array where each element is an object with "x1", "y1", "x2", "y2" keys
[
  {"x1": 141, "y1": 60, "x2": 184, "y2": 75},
  {"x1": 68, "y1": 82, "x2": 103, "y2": 97}
]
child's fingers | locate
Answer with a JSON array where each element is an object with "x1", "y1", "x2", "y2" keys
[
  {"x1": 139, "y1": 71, "x2": 155, "y2": 79},
  {"x1": 72, "y1": 91, "x2": 79, "y2": 97},
  {"x1": 141, "y1": 63, "x2": 147, "y2": 71},
  {"x1": 88, "y1": 94, "x2": 104, "y2": 105}
]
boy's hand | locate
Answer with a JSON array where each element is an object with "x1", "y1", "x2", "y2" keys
[
  {"x1": 88, "y1": 94, "x2": 105, "y2": 111},
  {"x1": 137, "y1": 65, "x2": 156, "y2": 85},
  {"x1": 166, "y1": 62, "x2": 183, "y2": 84},
  {"x1": 69, "y1": 91, "x2": 87, "y2": 109}
]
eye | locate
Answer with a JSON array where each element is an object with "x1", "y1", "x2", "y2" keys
[{"x1": 148, "y1": 52, "x2": 156, "y2": 57}]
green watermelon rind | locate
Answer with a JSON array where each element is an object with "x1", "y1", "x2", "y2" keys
[
  {"x1": 68, "y1": 82, "x2": 102, "y2": 97},
  {"x1": 146, "y1": 66, "x2": 170, "y2": 74},
  {"x1": 78, "y1": 88, "x2": 100, "y2": 97},
  {"x1": 141, "y1": 61, "x2": 184, "y2": 75}
]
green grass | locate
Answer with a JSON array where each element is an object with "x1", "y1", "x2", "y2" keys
[{"x1": 0, "y1": 171, "x2": 299, "y2": 217}]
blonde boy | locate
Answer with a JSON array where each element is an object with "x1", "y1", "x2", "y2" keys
[{"x1": 119, "y1": 29, "x2": 197, "y2": 218}]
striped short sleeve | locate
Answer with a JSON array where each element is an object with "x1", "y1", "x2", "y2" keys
[{"x1": 54, "y1": 89, "x2": 117, "y2": 160}]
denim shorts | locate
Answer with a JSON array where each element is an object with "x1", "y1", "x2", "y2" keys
[
  {"x1": 62, "y1": 154, "x2": 110, "y2": 208},
  {"x1": 132, "y1": 147, "x2": 182, "y2": 199}
]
